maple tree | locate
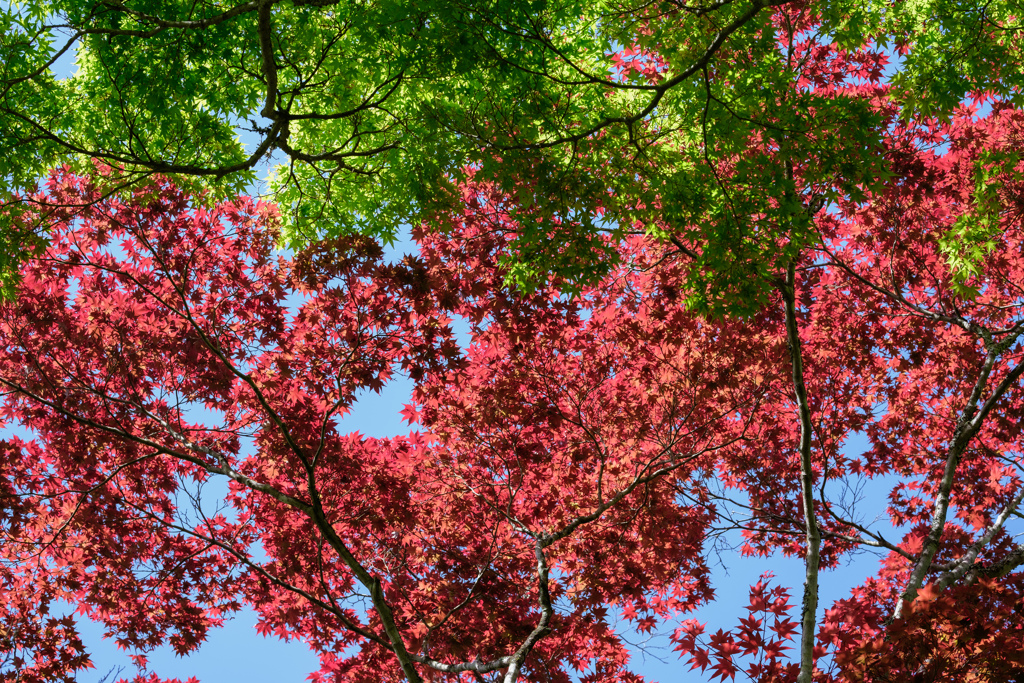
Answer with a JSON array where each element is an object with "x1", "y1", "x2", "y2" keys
[
  {"x1": 5, "y1": 85, "x2": 1024, "y2": 683},
  {"x1": 2, "y1": 4, "x2": 1024, "y2": 681},
  {"x1": 0, "y1": 167, "x2": 752, "y2": 683}
]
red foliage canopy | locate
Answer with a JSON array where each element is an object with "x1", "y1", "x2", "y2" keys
[{"x1": 4, "y1": 104, "x2": 1024, "y2": 683}]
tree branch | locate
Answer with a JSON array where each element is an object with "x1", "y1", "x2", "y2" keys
[{"x1": 780, "y1": 260, "x2": 821, "y2": 683}]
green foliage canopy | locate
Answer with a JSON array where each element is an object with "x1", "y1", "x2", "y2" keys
[{"x1": 1, "y1": 0, "x2": 1022, "y2": 306}]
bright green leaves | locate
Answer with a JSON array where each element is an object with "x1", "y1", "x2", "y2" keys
[
  {"x1": 940, "y1": 139, "x2": 1024, "y2": 298},
  {"x1": 0, "y1": 5, "x2": 74, "y2": 295},
  {"x1": 0, "y1": 0, "x2": 1020, "y2": 316},
  {"x1": 0, "y1": 4, "x2": 66, "y2": 190},
  {"x1": 0, "y1": 200, "x2": 46, "y2": 300},
  {"x1": 886, "y1": 0, "x2": 1024, "y2": 118},
  {"x1": 0, "y1": 0, "x2": 861, "y2": 311}
]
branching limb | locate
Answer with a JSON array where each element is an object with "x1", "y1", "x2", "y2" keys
[
  {"x1": 935, "y1": 483, "x2": 1024, "y2": 589},
  {"x1": 501, "y1": 539, "x2": 553, "y2": 683},
  {"x1": 488, "y1": 0, "x2": 791, "y2": 152},
  {"x1": 893, "y1": 347, "x2": 1024, "y2": 619}
]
